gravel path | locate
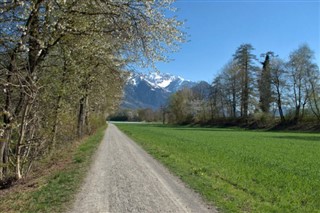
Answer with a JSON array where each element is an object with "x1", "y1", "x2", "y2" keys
[{"x1": 68, "y1": 124, "x2": 217, "y2": 213}]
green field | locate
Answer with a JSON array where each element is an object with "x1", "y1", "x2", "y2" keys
[{"x1": 116, "y1": 124, "x2": 320, "y2": 213}]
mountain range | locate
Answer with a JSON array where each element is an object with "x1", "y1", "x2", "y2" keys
[{"x1": 121, "y1": 72, "x2": 197, "y2": 109}]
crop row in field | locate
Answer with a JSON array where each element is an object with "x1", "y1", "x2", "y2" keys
[{"x1": 116, "y1": 124, "x2": 320, "y2": 212}]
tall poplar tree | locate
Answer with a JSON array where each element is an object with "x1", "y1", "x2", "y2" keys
[{"x1": 259, "y1": 52, "x2": 274, "y2": 113}]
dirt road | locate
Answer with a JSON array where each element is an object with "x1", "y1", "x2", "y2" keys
[{"x1": 68, "y1": 124, "x2": 216, "y2": 213}]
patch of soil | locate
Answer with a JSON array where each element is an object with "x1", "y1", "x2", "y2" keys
[{"x1": 0, "y1": 177, "x2": 16, "y2": 190}]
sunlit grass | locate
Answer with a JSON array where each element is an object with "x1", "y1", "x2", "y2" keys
[{"x1": 116, "y1": 124, "x2": 320, "y2": 213}]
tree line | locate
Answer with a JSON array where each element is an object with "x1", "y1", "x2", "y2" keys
[
  {"x1": 0, "y1": 0, "x2": 183, "y2": 182},
  {"x1": 167, "y1": 44, "x2": 320, "y2": 126}
]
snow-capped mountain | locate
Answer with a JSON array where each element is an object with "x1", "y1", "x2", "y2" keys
[
  {"x1": 121, "y1": 72, "x2": 196, "y2": 109},
  {"x1": 128, "y1": 72, "x2": 193, "y2": 92}
]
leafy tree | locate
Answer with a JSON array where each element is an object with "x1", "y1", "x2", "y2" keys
[
  {"x1": 168, "y1": 88, "x2": 194, "y2": 124},
  {"x1": 270, "y1": 58, "x2": 288, "y2": 122},
  {"x1": 209, "y1": 74, "x2": 228, "y2": 119},
  {"x1": 287, "y1": 44, "x2": 317, "y2": 122},
  {"x1": 191, "y1": 81, "x2": 211, "y2": 121},
  {"x1": 0, "y1": 0, "x2": 184, "y2": 180},
  {"x1": 233, "y1": 44, "x2": 257, "y2": 119},
  {"x1": 220, "y1": 60, "x2": 241, "y2": 118},
  {"x1": 305, "y1": 61, "x2": 320, "y2": 121}
]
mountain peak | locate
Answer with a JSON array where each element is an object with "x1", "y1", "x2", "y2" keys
[
  {"x1": 127, "y1": 71, "x2": 191, "y2": 92},
  {"x1": 122, "y1": 71, "x2": 196, "y2": 109}
]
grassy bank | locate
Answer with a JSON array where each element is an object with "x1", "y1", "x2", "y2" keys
[
  {"x1": 116, "y1": 124, "x2": 320, "y2": 212},
  {"x1": 0, "y1": 126, "x2": 106, "y2": 213}
]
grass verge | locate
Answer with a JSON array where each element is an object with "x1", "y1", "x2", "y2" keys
[
  {"x1": 116, "y1": 123, "x2": 320, "y2": 213},
  {"x1": 0, "y1": 125, "x2": 106, "y2": 213}
]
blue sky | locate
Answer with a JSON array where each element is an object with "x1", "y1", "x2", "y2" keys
[{"x1": 150, "y1": 0, "x2": 320, "y2": 82}]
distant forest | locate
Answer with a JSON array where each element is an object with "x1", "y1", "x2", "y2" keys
[{"x1": 115, "y1": 43, "x2": 320, "y2": 129}]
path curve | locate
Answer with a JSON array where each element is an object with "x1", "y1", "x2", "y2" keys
[{"x1": 68, "y1": 124, "x2": 217, "y2": 213}]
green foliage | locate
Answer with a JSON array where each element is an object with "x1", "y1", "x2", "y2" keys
[
  {"x1": 252, "y1": 112, "x2": 275, "y2": 127},
  {"x1": 287, "y1": 44, "x2": 320, "y2": 122},
  {"x1": 259, "y1": 52, "x2": 273, "y2": 113},
  {"x1": 117, "y1": 124, "x2": 320, "y2": 212},
  {"x1": 232, "y1": 44, "x2": 258, "y2": 118},
  {"x1": 168, "y1": 88, "x2": 194, "y2": 124},
  {"x1": 0, "y1": 0, "x2": 184, "y2": 180},
  {"x1": 195, "y1": 43, "x2": 320, "y2": 126}
]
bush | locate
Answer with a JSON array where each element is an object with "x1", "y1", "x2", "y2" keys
[{"x1": 252, "y1": 112, "x2": 275, "y2": 128}]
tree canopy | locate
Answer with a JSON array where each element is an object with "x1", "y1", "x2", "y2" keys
[{"x1": 0, "y1": 0, "x2": 184, "y2": 181}]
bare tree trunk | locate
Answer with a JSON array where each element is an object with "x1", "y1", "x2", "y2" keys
[
  {"x1": 77, "y1": 98, "x2": 84, "y2": 138},
  {"x1": 161, "y1": 105, "x2": 166, "y2": 124},
  {"x1": 278, "y1": 102, "x2": 285, "y2": 123},
  {"x1": 1, "y1": 54, "x2": 14, "y2": 180},
  {"x1": 22, "y1": 119, "x2": 38, "y2": 178},
  {"x1": 232, "y1": 86, "x2": 236, "y2": 118},
  {"x1": 162, "y1": 111, "x2": 165, "y2": 124},
  {"x1": 301, "y1": 101, "x2": 307, "y2": 120},
  {"x1": 201, "y1": 102, "x2": 207, "y2": 121},
  {"x1": 310, "y1": 101, "x2": 320, "y2": 122},
  {"x1": 0, "y1": 135, "x2": 9, "y2": 180},
  {"x1": 294, "y1": 105, "x2": 300, "y2": 123},
  {"x1": 3, "y1": 140, "x2": 9, "y2": 177},
  {"x1": 243, "y1": 60, "x2": 249, "y2": 119},
  {"x1": 77, "y1": 96, "x2": 87, "y2": 138},
  {"x1": 50, "y1": 95, "x2": 62, "y2": 151},
  {"x1": 0, "y1": 129, "x2": 10, "y2": 180},
  {"x1": 309, "y1": 85, "x2": 320, "y2": 121},
  {"x1": 220, "y1": 95, "x2": 226, "y2": 118},
  {"x1": 275, "y1": 86, "x2": 285, "y2": 123},
  {"x1": 209, "y1": 102, "x2": 214, "y2": 121},
  {"x1": 50, "y1": 48, "x2": 69, "y2": 151},
  {"x1": 293, "y1": 77, "x2": 302, "y2": 123},
  {"x1": 16, "y1": 103, "x2": 30, "y2": 180},
  {"x1": 85, "y1": 96, "x2": 90, "y2": 134},
  {"x1": 0, "y1": 136, "x2": 8, "y2": 180},
  {"x1": 77, "y1": 64, "x2": 97, "y2": 137}
]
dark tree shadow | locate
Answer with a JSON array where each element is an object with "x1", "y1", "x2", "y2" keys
[{"x1": 269, "y1": 136, "x2": 320, "y2": 142}]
